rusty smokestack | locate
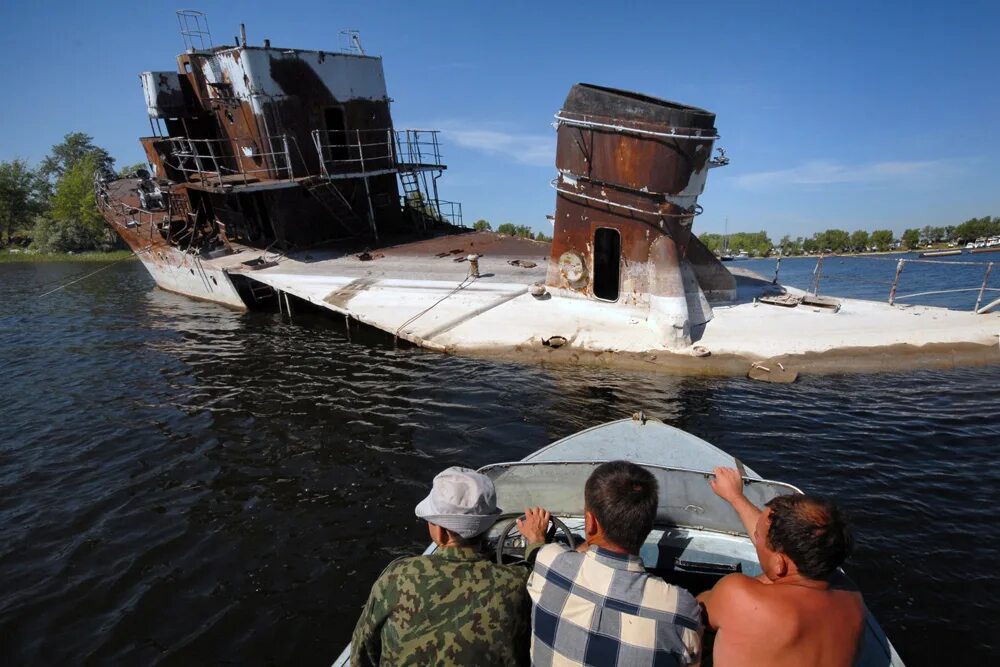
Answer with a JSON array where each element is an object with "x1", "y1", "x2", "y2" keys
[
  {"x1": 239, "y1": 23, "x2": 247, "y2": 47},
  {"x1": 547, "y1": 84, "x2": 734, "y2": 347}
]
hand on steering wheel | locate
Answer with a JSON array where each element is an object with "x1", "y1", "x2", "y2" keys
[{"x1": 494, "y1": 509, "x2": 577, "y2": 564}]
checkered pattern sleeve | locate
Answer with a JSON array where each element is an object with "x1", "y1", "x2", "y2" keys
[{"x1": 527, "y1": 544, "x2": 702, "y2": 666}]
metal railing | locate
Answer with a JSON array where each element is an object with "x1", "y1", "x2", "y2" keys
[
  {"x1": 401, "y1": 196, "x2": 464, "y2": 228},
  {"x1": 773, "y1": 254, "x2": 999, "y2": 314},
  {"x1": 165, "y1": 135, "x2": 294, "y2": 186},
  {"x1": 177, "y1": 10, "x2": 213, "y2": 51},
  {"x1": 887, "y1": 257, "x2": 997, "y2": 314},
  {"x1": 94, "y1": 174, "x2": 173, "y2": 244},
  {"x1": 311, "y1": 128, "x2": 444, "y2": 179}
]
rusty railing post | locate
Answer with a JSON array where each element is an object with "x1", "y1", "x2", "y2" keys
[
  {"x1": 282, "y1": 135, "x2": 293, "y2": 179},
  {"x1": 772, "y1": 252, "x2": 782, "y2": 285},
  {"x1": 888, "y1": 259, "x2": 906, "y2": 305},
  {"x1": 358, "y1": 129, "x2": 378, "y2": 242},
  {"x1": 203, "y1": 139, "x2": 221, "y2": 187},
  {"x1": 974, "y1": 262, "x2": 994, "y2": 313},
  {"x1": 812, "y1": 255, "x2": 824, "y2": 296}
]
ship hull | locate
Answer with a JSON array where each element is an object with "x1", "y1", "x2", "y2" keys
[
  {"x1": 137, "y1": 248, "x2": 246, "y2": 309},
  {"x1": 97, "y1": 178, "x2": 248, "y2": 309}
]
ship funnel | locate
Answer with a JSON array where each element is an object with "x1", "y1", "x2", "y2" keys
[{"x1": 546, "y1": 84, "x2": 735, "y2": 347}]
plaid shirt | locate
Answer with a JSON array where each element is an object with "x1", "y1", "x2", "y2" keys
[{"x1": 527, "y1": 544, "x2": 701, "y2": 666}]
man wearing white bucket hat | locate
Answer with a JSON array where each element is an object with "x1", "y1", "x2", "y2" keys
[{"x1": 351, "y1": 466, "x2": 551, "y2": 666}]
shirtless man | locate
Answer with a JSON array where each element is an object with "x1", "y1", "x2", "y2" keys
[{"x1": 698, "y1": 467, "x2": 864, "y2": 667}]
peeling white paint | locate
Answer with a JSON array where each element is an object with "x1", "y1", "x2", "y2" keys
[
  {"x1": 199, "y1": 47, "x2": 389, "y2": 117},
  {"x1": 140, "y1": 71, "x2": 183, "y2": 118}
]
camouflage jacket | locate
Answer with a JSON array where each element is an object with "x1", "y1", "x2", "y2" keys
[{"x1": 350, "y1": 546, "x2": 532, "y2": 666}]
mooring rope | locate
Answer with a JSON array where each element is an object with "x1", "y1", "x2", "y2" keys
[
  {"x1": 394, "y1": 274, "x2": 477, "y2": 341},
  {"x1": 37, "y1": 245, "x2": 153, "y2": 298}
]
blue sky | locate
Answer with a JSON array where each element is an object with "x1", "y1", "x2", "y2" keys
[{"x1": 1, "y1": 1, "x2": 997, "y2": 238}]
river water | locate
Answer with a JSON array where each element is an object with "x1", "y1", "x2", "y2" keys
[{"x1": 0, "y1": 256, "x2": 997, "y2": 665}]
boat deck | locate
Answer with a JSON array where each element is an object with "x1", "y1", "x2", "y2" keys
[{"x1": 197, "y1": 233, "x2": 999, "y2": 375}]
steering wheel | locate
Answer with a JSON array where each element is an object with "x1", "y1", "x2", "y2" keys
[{"x1": 493, "y1": 511, "x2": 578, "y2": 564}]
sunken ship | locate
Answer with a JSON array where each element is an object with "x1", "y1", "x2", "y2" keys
[{"x1": 99, "y1": 12, "x2": 999, "y2": 376}]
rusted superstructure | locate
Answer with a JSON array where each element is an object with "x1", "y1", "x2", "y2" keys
[
  {"x1": 548, "y1": 85, "x2": 734, "y2": 346},
  {"x1": 97, "y1": 12, "x2": 461, "y2": 307},
  {"x1": 94, "y1": 14, "x2": 999, "y2": 376}
]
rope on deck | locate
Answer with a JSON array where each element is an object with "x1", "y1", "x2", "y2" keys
[{"x1": 394, "y1": 273, "x2": 478, "y2": 342}]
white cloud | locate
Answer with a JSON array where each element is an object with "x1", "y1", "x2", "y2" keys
[
  {"x1": 435, "y1": 122, "x2": 554, "y2": 167},
  {"x1": 735, "y1": 159, "x2": 950, "y2": 190}
]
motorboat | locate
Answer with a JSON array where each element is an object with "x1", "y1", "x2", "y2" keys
[{"x1": 333, "y1": 415, "x2": 905, "y2": 666}]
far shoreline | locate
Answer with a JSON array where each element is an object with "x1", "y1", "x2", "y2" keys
[{"x1": 0, "y1": 249, "x2": 137, "y2": 264}]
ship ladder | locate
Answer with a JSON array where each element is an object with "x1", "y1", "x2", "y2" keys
[
  {"x1": 303, "y1": 179, "x2": 367, "y2": 237},
  {"x1": 399, "y1": 170, "x2": 432, "y2": 230},
  {"x1": 248, "y1": 280, "x2": 277, "y2": 305}
]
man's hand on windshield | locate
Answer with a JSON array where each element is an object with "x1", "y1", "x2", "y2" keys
[
  {"x1": 710, "y1": 466, "x2": 746, "y2": 505},
  {"x1": 517, "y1": 507, "x2": 551, "y2": 544}
]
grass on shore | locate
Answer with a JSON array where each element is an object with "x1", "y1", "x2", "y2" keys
[{"x1": 0, "y1": 249, "x2": 137, "y2": 263}]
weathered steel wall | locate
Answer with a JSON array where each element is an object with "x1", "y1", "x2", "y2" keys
[{"x1": 547, "y1": 84, "x2": 735, "y2": 346}]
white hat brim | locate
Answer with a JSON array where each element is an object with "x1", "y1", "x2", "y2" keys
[{"x1": 415, "y1": 495, "x2": 503, "y2": 539}]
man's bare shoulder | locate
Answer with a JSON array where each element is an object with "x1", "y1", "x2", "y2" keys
[
  {"x1": 712, "y1": 572, "x2": 765, "y2": 599},
  {"x1": 699, "y1": 573, "x2": 767, "y2": 619}
]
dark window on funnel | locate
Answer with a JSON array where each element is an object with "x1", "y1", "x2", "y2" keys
[
  {"x1": 324, "y1": 108, "x2": 349, "y2": 163},
  {"x1": 593, "y1": 227, "x2": 621, "y2": 301}
]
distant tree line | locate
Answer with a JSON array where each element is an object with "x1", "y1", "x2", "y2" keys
[
  {"x1": 0, "y1": 132, "x2": 128, "y2": 253},
  {"x1": 699, "y1": 231, "x2": 773, "y2": 257},
  {"x1": 473, "y1": 219, "x2": 551, "y2": 242},
  {"x1": 698, "y1": 217, "x2": 999, "y2": 258}
]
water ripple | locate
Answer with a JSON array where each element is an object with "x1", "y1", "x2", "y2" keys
[{"x1": 0, "y1": 260, "x2": 997, "y2": 664}]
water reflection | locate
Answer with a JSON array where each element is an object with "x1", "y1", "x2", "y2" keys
[{"x1": 0, "y1": 261, "x2": 997, "y2": 664}]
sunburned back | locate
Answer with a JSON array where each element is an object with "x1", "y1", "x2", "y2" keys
[{"x1": 713, "y1": 578, "x2": 865, "y2": 667}]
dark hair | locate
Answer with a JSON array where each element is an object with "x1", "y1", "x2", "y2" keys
[
  {"x1": 584, "y1": 461, "x2": 659, "y2": 554},
  {"x1": 765, "y1": 494, "x2": 854, "y2": 580}
]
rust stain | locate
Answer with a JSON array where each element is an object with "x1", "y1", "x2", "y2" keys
[
  {"x1": 324, "y1": 277, "x2": 377, "y2": 309},
  {"x1": 547, "y1": 83, "x2": 734, "y2": 301}
]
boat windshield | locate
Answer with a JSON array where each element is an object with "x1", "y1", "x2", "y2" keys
[{"x1": 480, "y1": 461, "x2": 800, "y2": 537}]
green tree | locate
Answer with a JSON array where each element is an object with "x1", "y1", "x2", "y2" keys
[
  {"x1": 118, "y1": 162, "x2": 150, "y2": 178},
  {"x1": 698, "y1": 233, "x2": 724, "y2": 254},
  {"x1": 814, "y1": 229, "x2": 850, "y2": 253},
  {"x1": 901, "y1": 228, "x2": 921, "y2": 249},
  {"x1": 38, "y1": 132, "x2": 114, "y2": 198},
  {"x1": 472, "y1": 219, "x2": 492, "y2": 232},
  {"x1": 849, "y1": 230, "x2": 870, "y2": 252},
  {"x1": 870, "y1": 229, "x2": 895, "y2": 251},
  {"x1": 0, "y1": 159, "x2": 42, "y2": 246},
  {"x1": 534, "y1": 231, "x2": 552, "y2": 242},
  {"x1": 953, "y1": 216, "x2": 998, "y2": 242},
  {"x1": 496, "y1": 222, "x2": 535, "y2": 239},
  {"x1": 728, "y1": 230, "x2": 773, "y2": 257},
  {"x1": 777, "y1": 234, "x2": 800, "y2": 255},
  {"x1": 32, "y1": 155, "x2": 107, "y2": 252}
]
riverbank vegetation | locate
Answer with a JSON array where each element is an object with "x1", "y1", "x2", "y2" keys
[
  {"x1": 473, "y1": 219, "x2": 552, "y2": 242},
  {"x1": 0, "y1": 249, "x2": 135, "y2": 263},
  {"x1": 0, "y1": 133, "x2": 135, "y2": 257},
  {"x1": 699, "y1": 216, "x2": 999, "y2": 258}
]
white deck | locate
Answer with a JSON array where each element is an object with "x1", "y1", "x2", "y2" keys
[{"x1": 194, "y1": 236, "x2": 1000, "y2": 375}]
